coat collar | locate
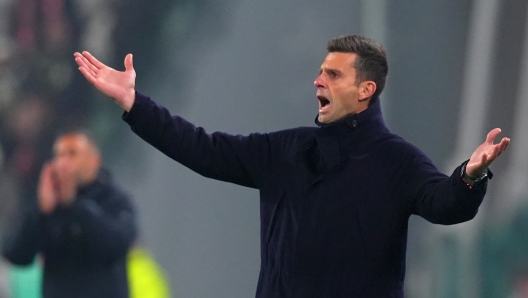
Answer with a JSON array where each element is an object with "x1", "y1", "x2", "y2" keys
[
  {"x1": 314, "y1": 98, "x2": 385, "y2": 131},
  {"x1": 77, "y1": 168, "x2": 112, "y2": 195},
  {"x1": 313, "y1": 98, "x2": 389, "y2": 169}
]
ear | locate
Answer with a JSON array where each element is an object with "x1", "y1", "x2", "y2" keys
[
  {"x1": 358, "y1": 81, "x2": 377, "y2": 102},
  {"x1": 95, "y1": 154, "x2": 102, "y2": 167},
  {"x1": 88, "y1": 152, "x2": 102, "y2": 175},
  {"x1": 93, "y1": 154, "x2": 102, "y2": 172}
]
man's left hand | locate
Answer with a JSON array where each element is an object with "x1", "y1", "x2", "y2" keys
[{"x1": 466, "y1": 128, "x2": 510, "y2": 178}]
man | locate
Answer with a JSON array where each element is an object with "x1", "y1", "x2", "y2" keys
[
  {"x1": 2, "y1": 130, "x2": 137, "y2": 298},
  {"x1": 74, "y1": 35, "x2": 509, "y2": 297}
]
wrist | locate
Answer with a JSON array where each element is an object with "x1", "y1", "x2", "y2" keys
[
  {"x1": 460, "y1": 161, "x2": 488, "y2": 187},
  {"x1": 119, "y1": 89, "x2": 136, "y2": 112}
]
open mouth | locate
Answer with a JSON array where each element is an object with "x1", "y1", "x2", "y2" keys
[{"x1": 318, "y1": 96, "x2": 331, "y2": 111}]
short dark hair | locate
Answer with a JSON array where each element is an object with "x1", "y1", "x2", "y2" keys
[
  {"x1": 55, "y1": 128, "x2": 101, "y2": 154},
  {"x1": 327, "y1": 35, "x2": 388, "y2": 101}
]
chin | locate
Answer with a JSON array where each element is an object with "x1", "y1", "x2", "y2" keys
[{"x1": 319, "y1": 114, "x2": 336, "y2": 124}]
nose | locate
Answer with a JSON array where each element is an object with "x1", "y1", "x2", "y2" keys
[
  {"x1": 54, "y1": 156, "x2": 70, "y2": 171},
  {"x1": 314, "y1": 74, "x2": 325, "y2": 88}
]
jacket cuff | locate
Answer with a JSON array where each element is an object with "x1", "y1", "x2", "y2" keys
[
  {"x1": 458, "y1": 160, "x2": 493, "y2": 190},
  {"x1": 122, "y1": 91, "x2": 151, "y2": 123}
]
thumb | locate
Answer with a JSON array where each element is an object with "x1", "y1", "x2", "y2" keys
[{"x1": 124, "y1": 53, "x2": 134, "y2": 72}]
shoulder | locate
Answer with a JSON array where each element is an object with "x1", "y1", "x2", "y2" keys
[
  {"x1": 264, "y1": 126, "x2": 315, "y2": 140},
  {"x1": 256, "y1": 126, "x2": 315, "y2": 137},
  {"x1": 374, "y1": 133, "x2": 434, "y2": 165},
  {"x1": 263, "y1": 126, "x2": 316, "y2": 149},
  {"x1": 91, "y1": 170, "x2": 133, "y2": 205}
]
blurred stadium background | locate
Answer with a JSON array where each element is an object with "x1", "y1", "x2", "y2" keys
[{"x1": 0, "y1": 0, "x2": 527, "y2": 297}]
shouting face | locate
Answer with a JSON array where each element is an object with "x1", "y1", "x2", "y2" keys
[{"x1": 314, "y1": 52, "x2": 375, "y2": 124}]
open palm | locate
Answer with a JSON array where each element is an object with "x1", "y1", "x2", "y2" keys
[
  {"x1": 74, "y1": 51, "x2": 136, "y2": 111},
  {"x1": 466, "y1": 128, "x2": 510, "y2": 178}
]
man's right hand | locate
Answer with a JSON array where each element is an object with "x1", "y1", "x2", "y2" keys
[
  {"x1": 38, "y1": 163, "x2": 57, "y2": 214},
  {"x1": 74, "y1": 52, "x2": 136, "y2": 112}
]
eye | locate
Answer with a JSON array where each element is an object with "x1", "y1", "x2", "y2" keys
[{"x1": 328, "y1": 71, "x2": 338, "y2": 78}]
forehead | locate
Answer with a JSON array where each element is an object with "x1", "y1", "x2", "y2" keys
[
  {"x1": 54, "y1": 134, "x2": 90, "y2": 152},
  {"x1": 320, "y1": 52, "x2": 357, "y2": 70}
]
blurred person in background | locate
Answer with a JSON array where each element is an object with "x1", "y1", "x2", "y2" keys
[
  {"x1": 74, "y1": 35, "x2": 509, "y2": 297},
  {"x1": 1, "y1": 130, "x2": 137, "y2": 298}
]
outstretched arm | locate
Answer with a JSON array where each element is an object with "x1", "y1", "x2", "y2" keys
[
  {"x1": 465, "y1": 128, "x2": 510, "y2": 178},
  {"x1": 411, "y1": 128, "x2": 510, "y2": 224},
  {"x1": 74, "y1": 52, "x2": 136, "y2": 112},
  {"x1": 75, "y1": 52, "x2": 280, "y2": 188}
]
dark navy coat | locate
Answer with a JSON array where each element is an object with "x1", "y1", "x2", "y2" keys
[
  {"x1": 2, "y1": 170, "x2": 137, "y2": 298},
  {"x1": 124, "y1": 92, "x2": 488, "y2": 298}
]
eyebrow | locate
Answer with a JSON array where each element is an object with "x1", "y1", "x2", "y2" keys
[{"x1": 319, "y1": 67, "x2": 342, "y2": 76}]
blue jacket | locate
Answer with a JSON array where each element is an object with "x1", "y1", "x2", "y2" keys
[
  {"x1": 2, "y1": 170, "x2": 137, "y2": 298},
  {"x1": 124, "y1": 92, "x2": 488, "y2": 298}
]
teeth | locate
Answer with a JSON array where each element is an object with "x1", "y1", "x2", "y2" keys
[
  {"x1": 317, "y1": 95, "x2": 330, "y2": 113},
  {"x1": 319, "y1": 101, "x2": 330, "y2": 112}
]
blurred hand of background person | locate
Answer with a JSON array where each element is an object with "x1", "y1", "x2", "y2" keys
[
  {"x1": 53, "y1": 163, "x2": 77, "y2": 207},
  {"x1": 37, "y1": 163, "x2": 58, "y2": 214}
]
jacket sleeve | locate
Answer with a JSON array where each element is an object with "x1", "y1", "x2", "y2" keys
[
  {"x1": 1, "y1": 202, "x2": 43, "y2": 265},
  {"x1": 65, "y1": 189, "x2": 138, "y2": 261},
  {"x1": 405, "y1": 151, "x2": 488, "y2": 224},
  {"x1": 122, "y1": 92, "x2": 276, "y2": 189}
]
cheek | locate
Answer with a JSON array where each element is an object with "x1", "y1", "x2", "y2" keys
[
  {"x1": 340, "y1": 88, "x2": 359, "y2": 106},
  {"x1": 332, "y1": 84, "x2": 356, "y2": 98},
  {"x1": 333, "y1": 93, "x2": 356, "y2": 110}
]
